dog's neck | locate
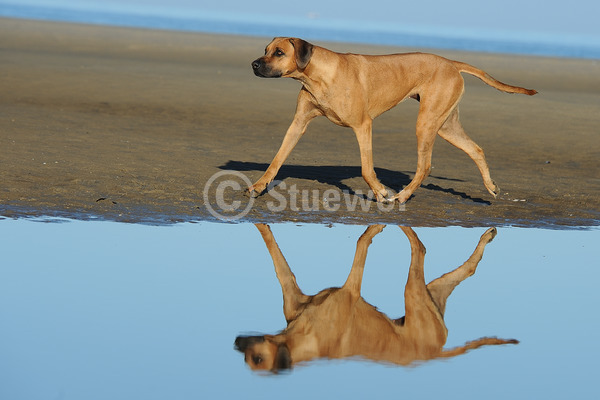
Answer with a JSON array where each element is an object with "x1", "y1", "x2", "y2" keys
[
  {"x1": 290, "y1": 46, "x2": 338, "y2": 93},
  {"x1": 284, "y1": 334, "x2": 321, "y2": 365}
]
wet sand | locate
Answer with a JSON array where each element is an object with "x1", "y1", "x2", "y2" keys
[{"x1": 1, "y1": 18, "x2": 598, "y2": 227}]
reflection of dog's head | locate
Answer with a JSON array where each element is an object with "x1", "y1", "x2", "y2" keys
[
  {"x1": 234, "y1": 334, "x2": 292, "y2": 372},
  {"x1": 251, "y1": 37, "x2": 314, "y2": 78}
]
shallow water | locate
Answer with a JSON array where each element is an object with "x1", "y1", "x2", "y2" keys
[
  {"x1": 2, "y1": 0, "x2": 600, "y2": 58},
  {"x1": 1, "y1": 218, "x2": 598, "y2": 399}
]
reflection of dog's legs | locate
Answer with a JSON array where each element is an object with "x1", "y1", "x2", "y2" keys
[
  {"x1": 343, "y1": 225, "x2": 385, "y2": 297},
  {"x1": 399, "y1": 227, "x2": 435, "y2": 327},
  {"x1": 427, "y1": 227, "x2": 497, "y2": 317},
  {"x1": 255, "y1": 223, "x2": 310, "y2": 322}
]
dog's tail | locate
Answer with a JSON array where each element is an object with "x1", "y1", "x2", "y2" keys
[
  {"x1": 439, "y1": 336, "x2": 519, "y2": 359},
  {"x1": 452, "y1": 61, "x2": 537, "y2": 95}
]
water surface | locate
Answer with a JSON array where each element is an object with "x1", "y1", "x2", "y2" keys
[
  {"x1": 1, "y1": 0, "x2": 599, "y2": 58},
  {"x1": 1, "y1": 219, "x2": 597, "y2": 399}
]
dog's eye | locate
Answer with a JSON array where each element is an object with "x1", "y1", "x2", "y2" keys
[
  {"x1": 274, "y1": 49, "x2": 285, "y2": 57},
  {"x1": 252, "y1": 355, "x2": 263, "y2": 365}
]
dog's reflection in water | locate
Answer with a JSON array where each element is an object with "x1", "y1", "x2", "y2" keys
[{"x1": 235, "y1": 224, "x2": 517, "y2": 373}]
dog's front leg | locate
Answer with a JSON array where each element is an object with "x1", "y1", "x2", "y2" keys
[
  {"x1": 255, "y1": 223, "x2": 309, "y2": 322},
  {"x1": 247, "y1": 91, "x2": 321, "y2": 197},
  {"x1": 352, "y1": 121, "x2": 389, "y2": 202},
  {"x1": 342, "y1": 225, "x2": 385, "y2": 297}
]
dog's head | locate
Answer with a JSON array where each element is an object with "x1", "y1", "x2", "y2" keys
[
  {"x1": 234, "y1": 334, "x2": 292, "y2": 373},
  {"x1": 251, "y1": 37, "x2": 314, "y2": 78}
]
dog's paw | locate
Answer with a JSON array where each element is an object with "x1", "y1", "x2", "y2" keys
[
  {"x1": 375, "y1": 194, "x2": 390, "y2": 204},
  {"x1": 366, "y1": 224, "x2": 385, "y2": 235},
  {"x1": 375, "y1": 190, "x2": 390, "y2": 203},
  {"x1": 481, "y1": 227, "x2": 498, "y2": 243},
  {"x1": 245, "y1": 185, "x2": 264, "y2": 198},
  {"x1": 359, "y1": 225, "x2": 386, "y2": 244},
  {"x1": 487, "y1": 181, "x2": 500, "y2": 198},
  {"x1": 389, "y1": 190, "x2": 410, "y2": 204}
]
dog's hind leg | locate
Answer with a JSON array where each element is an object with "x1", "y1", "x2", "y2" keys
[
  {"x1": 390, "y1": 72, "x2": 467, "y2": 204},
  {"x1": 389, "y1": 113, "x2": 440, "y2": 204},
  {"x1": 426, "y1": 227, "x2": 497, "y2": 317},
  {"x1": 433, "y1": 228, "x2": 518, "y2": 358},
  {"x1": 400, "y1": 226, "x2": 448, "y2": 343},
  {"x1": 389, "y1": 83, "x2": 464, "y2": 204},
  {"x1": 399, "y1": 226, "x2": 429, "y2": 314},
  {"x1": 437, "y1": 107, "x2": 499, "y2": 198},
  {"x1": 255, "y1": 223, "x2": 310, "y2": 322}
]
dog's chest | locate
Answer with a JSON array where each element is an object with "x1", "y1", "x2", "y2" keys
[{"x1": 306, "y1": 84, "x2": 363, "y2": 127}]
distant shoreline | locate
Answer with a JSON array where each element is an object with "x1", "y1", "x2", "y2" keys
[{"x1": 1, "y1": 3, "x2": 599, "y2": 59}]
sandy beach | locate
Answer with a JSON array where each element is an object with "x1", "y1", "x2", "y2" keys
[{"x1": 0, "y1": 18, "x2": 598, "y2": 227}]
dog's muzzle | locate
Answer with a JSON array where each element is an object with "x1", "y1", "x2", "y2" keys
[
  {"x1": 251, "y1": 58, "x2": 281, "y2": 78},
  {"x1": 251, "y1": 58, "x2": 265, "y2": 77},
  {"x1": 234, "y1": 335, "x2": 265, "y2": 352}
]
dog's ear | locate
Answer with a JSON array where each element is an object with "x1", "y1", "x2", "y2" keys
[
  {"x1": 289, "y1": 38, "x2": 314, "y2": 70},
  {"x1": 274, "y1": 344, "x2": 292, "y2": 371}
]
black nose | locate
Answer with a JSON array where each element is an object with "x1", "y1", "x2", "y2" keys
[
  {"x1": 252, "y1": 59, "x2": 261, "y2": 70},
  {"x1": 234, "y1": 336, "x2": 246, "y2": 352},
  {"x1": 235, "y1": 335, "x2": 265, "y2": 352}
]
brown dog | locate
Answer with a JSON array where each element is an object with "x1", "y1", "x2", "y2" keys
[
  {"x1": 248, "y1": 37, "x2": 536, "y2": 203},
  {"x1": 235, "y1": 224, "x2": 517, "y2": 372}
]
